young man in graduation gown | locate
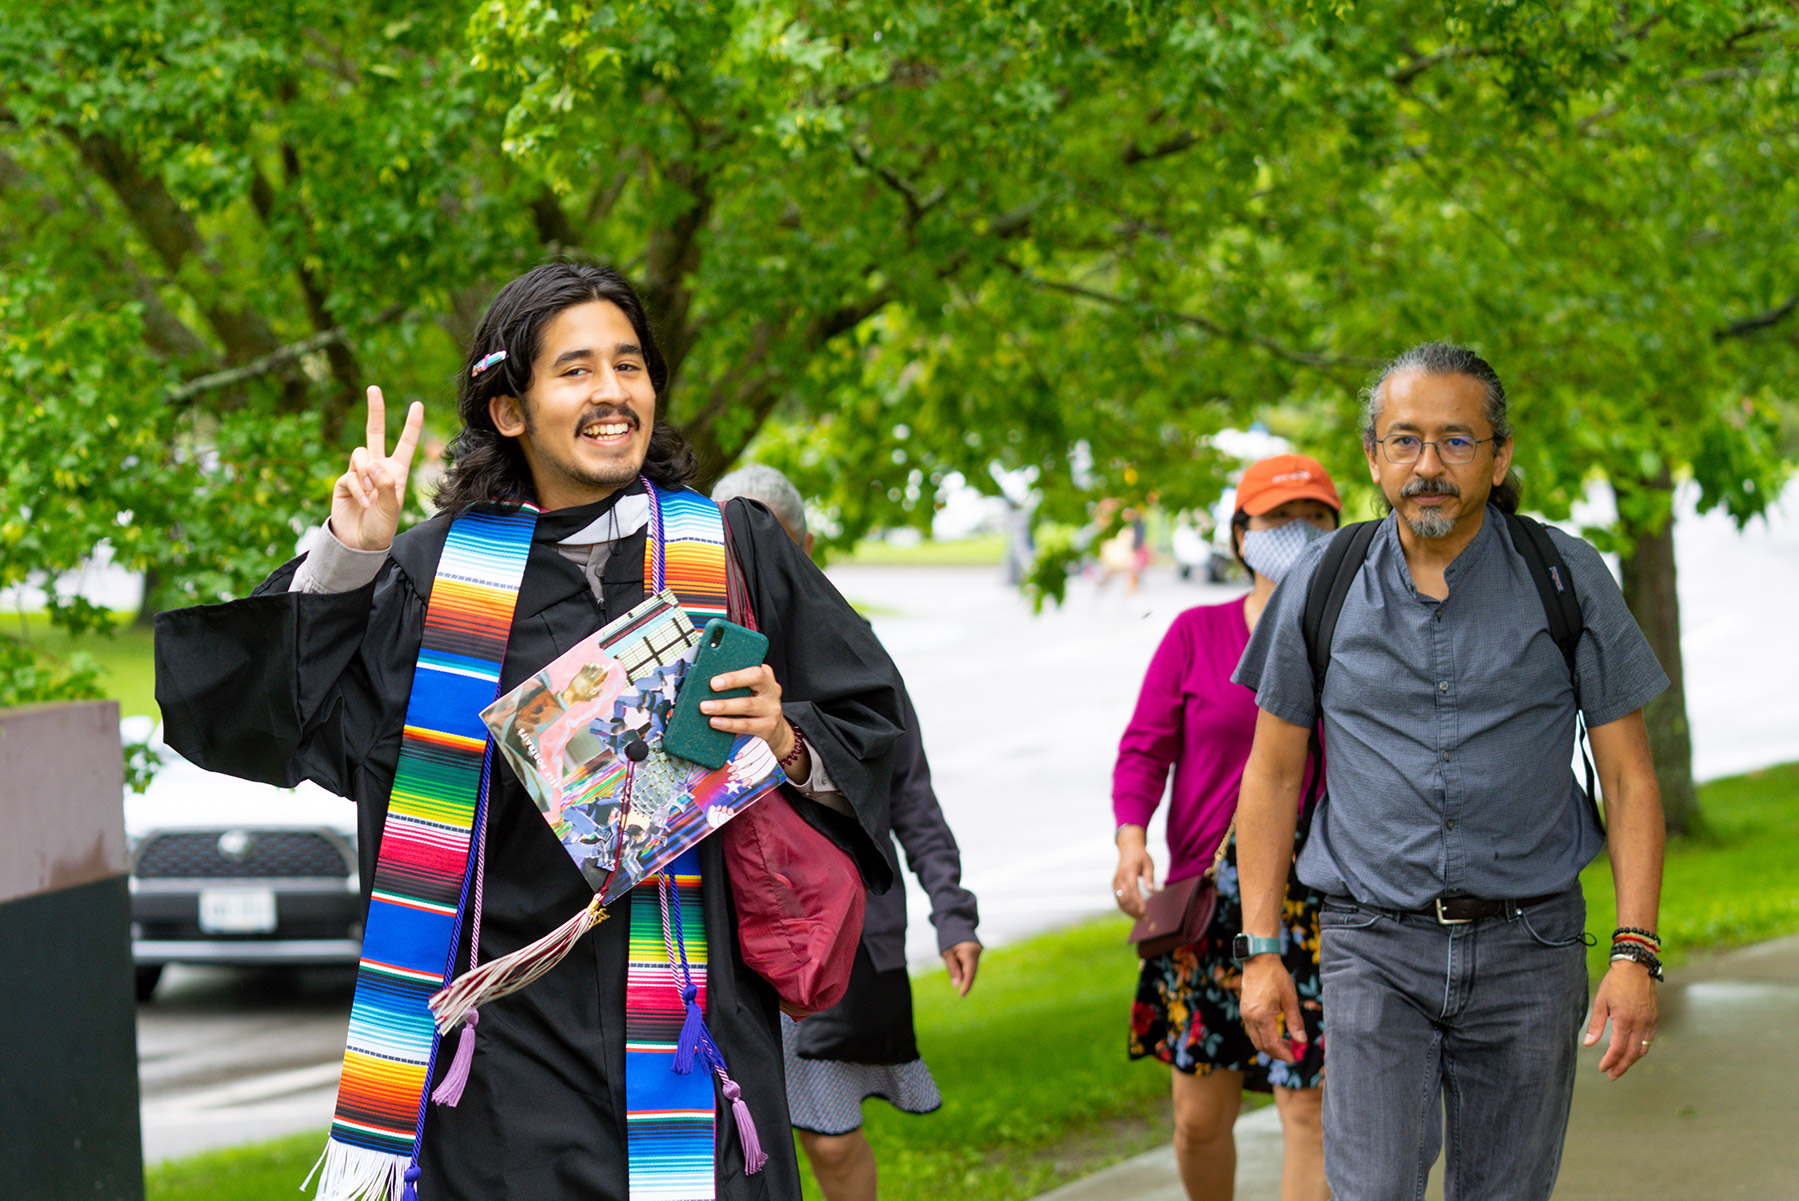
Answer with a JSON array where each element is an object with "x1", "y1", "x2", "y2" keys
[{"x1": 154, "y1": 261, "x2": 906, "y2": 1201}]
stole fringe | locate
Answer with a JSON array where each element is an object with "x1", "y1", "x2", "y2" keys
[
  {"x1": 304, "y1": 1137, "x2": 408, "y2": 1201},
  {"x1": 428, "y1": 897, "x2": 607, "y2": 1034}
]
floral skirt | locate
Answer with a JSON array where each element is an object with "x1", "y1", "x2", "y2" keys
[{"x1": 1128, "y1": 833, "x2": 1327, "y2": 1091}]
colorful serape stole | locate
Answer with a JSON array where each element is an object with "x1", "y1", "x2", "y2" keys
[
  {"x1": 620, "y1": 483, "x2": 763, "y2": 1201},
  {"x1": 625, "y1": 850, "x2": 715, "y2": 1201},
  {"x1": 309, "y1": 503, "x2": 538, "y2": 1201}
]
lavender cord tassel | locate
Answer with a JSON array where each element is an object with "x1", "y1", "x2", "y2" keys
[
  {"x1": 430, "y1": 1008, "x2": 480, "y2": 1107},
  {"x1": 720, "y1": 1076, "x2": 767, "y2": 1173}
]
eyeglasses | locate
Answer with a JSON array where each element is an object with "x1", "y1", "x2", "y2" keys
[{"x1": 1375, "y1": 434, "x2": 1494, "y2": 465}]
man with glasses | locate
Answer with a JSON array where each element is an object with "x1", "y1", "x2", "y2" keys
[{"x1": 1228, "y1": 342, "x2": 1670, "y2": 1197}]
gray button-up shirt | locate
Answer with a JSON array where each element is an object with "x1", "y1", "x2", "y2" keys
[{"x1": 1233, "y1": 507, "x2": 1669, "y2": 910}]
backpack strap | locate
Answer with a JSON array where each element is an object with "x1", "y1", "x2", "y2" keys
[
  {"x1": 1293, "y1": 520, "x2": 1381, "y2": 850},
  {"x1": 1502, "y1": 512, "x2": 1601, "y2": 828},
  {"x1": 1503, "y1": 512, "x2": 1581, "y2": 680}
]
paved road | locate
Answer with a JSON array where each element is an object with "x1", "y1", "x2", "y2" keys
[
  {"x1": 138, "y1": 965, "x2": 352, "y2": 1163},
  {"x1": 1033, "y1": 934, "x2": 1799, "y2": 1200},
  {"x1": 135, "y1": 480, "x2": 1799, "y2": 1162}
]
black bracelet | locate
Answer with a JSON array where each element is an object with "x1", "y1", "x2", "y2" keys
[{"x1": 1609, "y1": 942, "x2": 1664, "y2": 982}]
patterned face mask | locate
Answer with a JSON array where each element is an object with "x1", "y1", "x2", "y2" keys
[{"x1": 1240, "y1": 518, "x2": 1330, "y2": 583}]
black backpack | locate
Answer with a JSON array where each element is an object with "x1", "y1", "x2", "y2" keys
[{"x1": 1293, "y1": 512, "x2": 1598, "y2": 850}]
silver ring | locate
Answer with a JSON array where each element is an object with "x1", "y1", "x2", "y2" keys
[
  {"x1": 1641, "y1": 1040, "x2": 1652, "y2": 1048},
  {"x1": 1115, "y1": 889, "x2": 1124, "y2": 897}
]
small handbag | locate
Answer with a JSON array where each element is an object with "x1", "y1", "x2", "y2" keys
[
  {"x1": 717, "y1": 507, "x2": 865, "y2": 1016},
  {"x1": 1127, "y1": 823, "x2": 1233, "y2": 959}
]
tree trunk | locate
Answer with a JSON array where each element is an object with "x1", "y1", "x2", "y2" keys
[
  {"x1": 133, "y1": 564, "x2": 163, "y2": 630},
  {"x1": 1616, "y1": 484, "x2": 1702, "y2": 836}
]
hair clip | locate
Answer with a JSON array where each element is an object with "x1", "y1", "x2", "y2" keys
[{"x1": 471, "y1": 350, "x2": 508, "y2": 378}]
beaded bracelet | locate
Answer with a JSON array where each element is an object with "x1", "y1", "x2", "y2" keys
[
  {"x1": 1613, "y1": 926, "x2": 1661, "y2": 946},
  {"x1": 777, "y1": 719, "x2": 808, "y2": 770},
  {"x1": 1609, "y1": 942, "x2": 1664, "y2": 981}
]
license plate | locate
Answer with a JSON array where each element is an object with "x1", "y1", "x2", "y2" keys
[{"x1": 198, "y1": 889, "x2": 277, "y2": 934}]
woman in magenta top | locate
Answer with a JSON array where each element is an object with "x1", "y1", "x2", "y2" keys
[{"x1": 1112, "y1": 454, "x2": 1340, "y2": 1201}]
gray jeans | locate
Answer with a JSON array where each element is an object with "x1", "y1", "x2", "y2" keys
[{"x1": 1318, "y1": 886, "x2": 1589, "y2": 1200}]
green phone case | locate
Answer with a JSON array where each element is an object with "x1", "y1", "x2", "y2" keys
[{"x1": 663, "y1": 619, "x2": 770, "y2": 770}]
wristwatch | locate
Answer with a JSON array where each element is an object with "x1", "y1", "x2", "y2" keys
[{"x1": 1231, "y1": 933, "x2": 1282, "y2": 964}]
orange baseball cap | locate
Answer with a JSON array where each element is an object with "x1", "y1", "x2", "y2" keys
[{"x1": 1235, "y1": 454, "x2": 1342, "y2": 515}]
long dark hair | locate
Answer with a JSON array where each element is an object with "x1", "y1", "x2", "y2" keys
[{"x1": 433, "y1": 261, "x2": 697, "y2": 514}]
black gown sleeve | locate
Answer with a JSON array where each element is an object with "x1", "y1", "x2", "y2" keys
[
  {"x1": 152, "y1": 541, "x2": 431, "y2": 810},
  {"x1": 723, "y1": 498, "x2": 905, "y2": 893},
  {"x1": 887, "y1": 687, "x2": 980, "y2": 952}
]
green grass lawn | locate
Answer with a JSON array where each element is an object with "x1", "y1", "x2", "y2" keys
[
  {"x1": 836, "y1": 532, "x2": 1007, "y2": 567},
  {"x1": 5, "y1": 609, "x2": 159, "y2": 718},
  {"x1": 1579, "y1": 760, "x2": 1799, "y2": 978}
]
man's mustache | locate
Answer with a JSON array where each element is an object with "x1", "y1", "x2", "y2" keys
[
  {"x1": 577, "y1": 406, "x2": 640, "y2": 429},
  {"x1": 1401, "y1": 478, "x2": 1460, "y2": 498}
]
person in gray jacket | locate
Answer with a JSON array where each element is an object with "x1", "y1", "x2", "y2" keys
[{"x1": 713, "y1": 464, "x2": 982, "y2": 1201}]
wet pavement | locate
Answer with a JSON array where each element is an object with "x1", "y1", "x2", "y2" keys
[
  {"x1": 1031, "y1": 934, "x2": 1799, "y2": 1200},
  {"x1": 137, "y1": 965, "x2": 352, "y2": 1163}
]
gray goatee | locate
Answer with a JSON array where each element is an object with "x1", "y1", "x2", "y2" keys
[{"x1": 1398, "y1": 478, "x2": 1460, "y2": 539}]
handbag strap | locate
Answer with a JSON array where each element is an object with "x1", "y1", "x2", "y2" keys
[{"x1": 1206, "y1": 820, "x2": 1234, "y2": 880}]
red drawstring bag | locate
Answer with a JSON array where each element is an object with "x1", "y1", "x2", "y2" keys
[{"x1": 718, "y1": 509, "x2": 864, "y2": 1017}]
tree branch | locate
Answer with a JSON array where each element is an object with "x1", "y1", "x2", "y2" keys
[
  {"x1": 1121, "y1": 129, "x2": 1198, "y2": 165},
  {"x1": 252, "y1": 149, "x2": 366, "y2": 438},
  {"x1": 848, "y1": 141, "x2": 945, "y2": 228},
  {"x1": 61, "y1": 126, "x2": 297, "y2": 399},
  {"x1": 529, "y1": 186, "x2": 580, "y2": 250},
  {"x1": 1714, "y1": 292, "x2": 1799, "y2": 341},
  {"x1": 166, "y1": 305, "x2": 403, "y2": 405},
  {"x1": 1389, "y1": 44, "x2": 1506, "y2": 88},
  {"x1": 641, "y1": 161, "x2": 714, "y2": 382},
  {"x1": 1007, "y1": 264, "x2": 1380, "y2": 370}
]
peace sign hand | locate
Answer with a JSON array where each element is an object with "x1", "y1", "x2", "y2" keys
[{"x1": 330, "y1": 386, "x2": 425, "y2": 553}]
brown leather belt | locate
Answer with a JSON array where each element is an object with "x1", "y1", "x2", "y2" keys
[{"x1": 1403, "y1": 893, "x2": 1565, "y2": 925}]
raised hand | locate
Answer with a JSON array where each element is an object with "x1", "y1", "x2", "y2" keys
[{"x1": 331, "y1": 386, "x2": 425, "y2": 552}]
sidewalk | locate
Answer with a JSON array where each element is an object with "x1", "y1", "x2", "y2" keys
[{"x1": 1034, "y1": 934, "x2": 1799, "y2": 1200}]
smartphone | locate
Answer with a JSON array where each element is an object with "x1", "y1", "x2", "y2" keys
[{"x1": 662, "y1": 619, "x2": 771, "y2": 769}]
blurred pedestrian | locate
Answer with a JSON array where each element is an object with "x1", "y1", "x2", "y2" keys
[
  {"x1": 714, "y1": 464, "x2": 982, "y2": 1201},
  {"x1": 1112, "y1": 454, "x2": 1342, "y2": 1201}
]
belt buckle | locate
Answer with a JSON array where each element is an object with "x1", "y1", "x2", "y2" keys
[{"x1": 1434, "y1": 898, "x2": 1474, "y2": 925}]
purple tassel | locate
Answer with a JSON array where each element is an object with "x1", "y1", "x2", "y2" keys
[
  {"x1": 401, "y1": 1164, "x2": 423, "y2": 1201},
  {"x1": 430, "y1": 1008, "x2": 479, "y2": 1107},
  {"x1": 720, "y1": 1076, "x2": 766, "y2": 1174},
  {"x1": 672, "y1": 983, "x2": 705, "y2": 1075}
]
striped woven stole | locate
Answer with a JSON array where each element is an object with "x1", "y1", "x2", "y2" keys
[
  {"x1": 311, "y1": 503, "x2": 538, "y2": 1201},
  {"x1": 623, "y1": 485, "x2": 732, "y2": 1201},
  {"x1": 626, "y1": 851, "x2": 713, "y2": 1201}
]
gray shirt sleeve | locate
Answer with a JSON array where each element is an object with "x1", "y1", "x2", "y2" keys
[
  {"x1": 1231, "y1": 534, "x2": 1336, "y2": 728},
  {"x1": 288, "y1": 522, "x2": 389, "y2": 595},
  {"x1": 1547, "y1": 528, "x2": 1671, "y2": 727}
]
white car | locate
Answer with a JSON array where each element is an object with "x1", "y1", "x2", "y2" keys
[{"x1": 122, "y1": 718, "x2": 362, "y2": 1001}]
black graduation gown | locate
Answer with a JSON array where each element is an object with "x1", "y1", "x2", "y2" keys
[{"x1": 153, "y1": 488, "x2": 904, "y2": 1201}]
